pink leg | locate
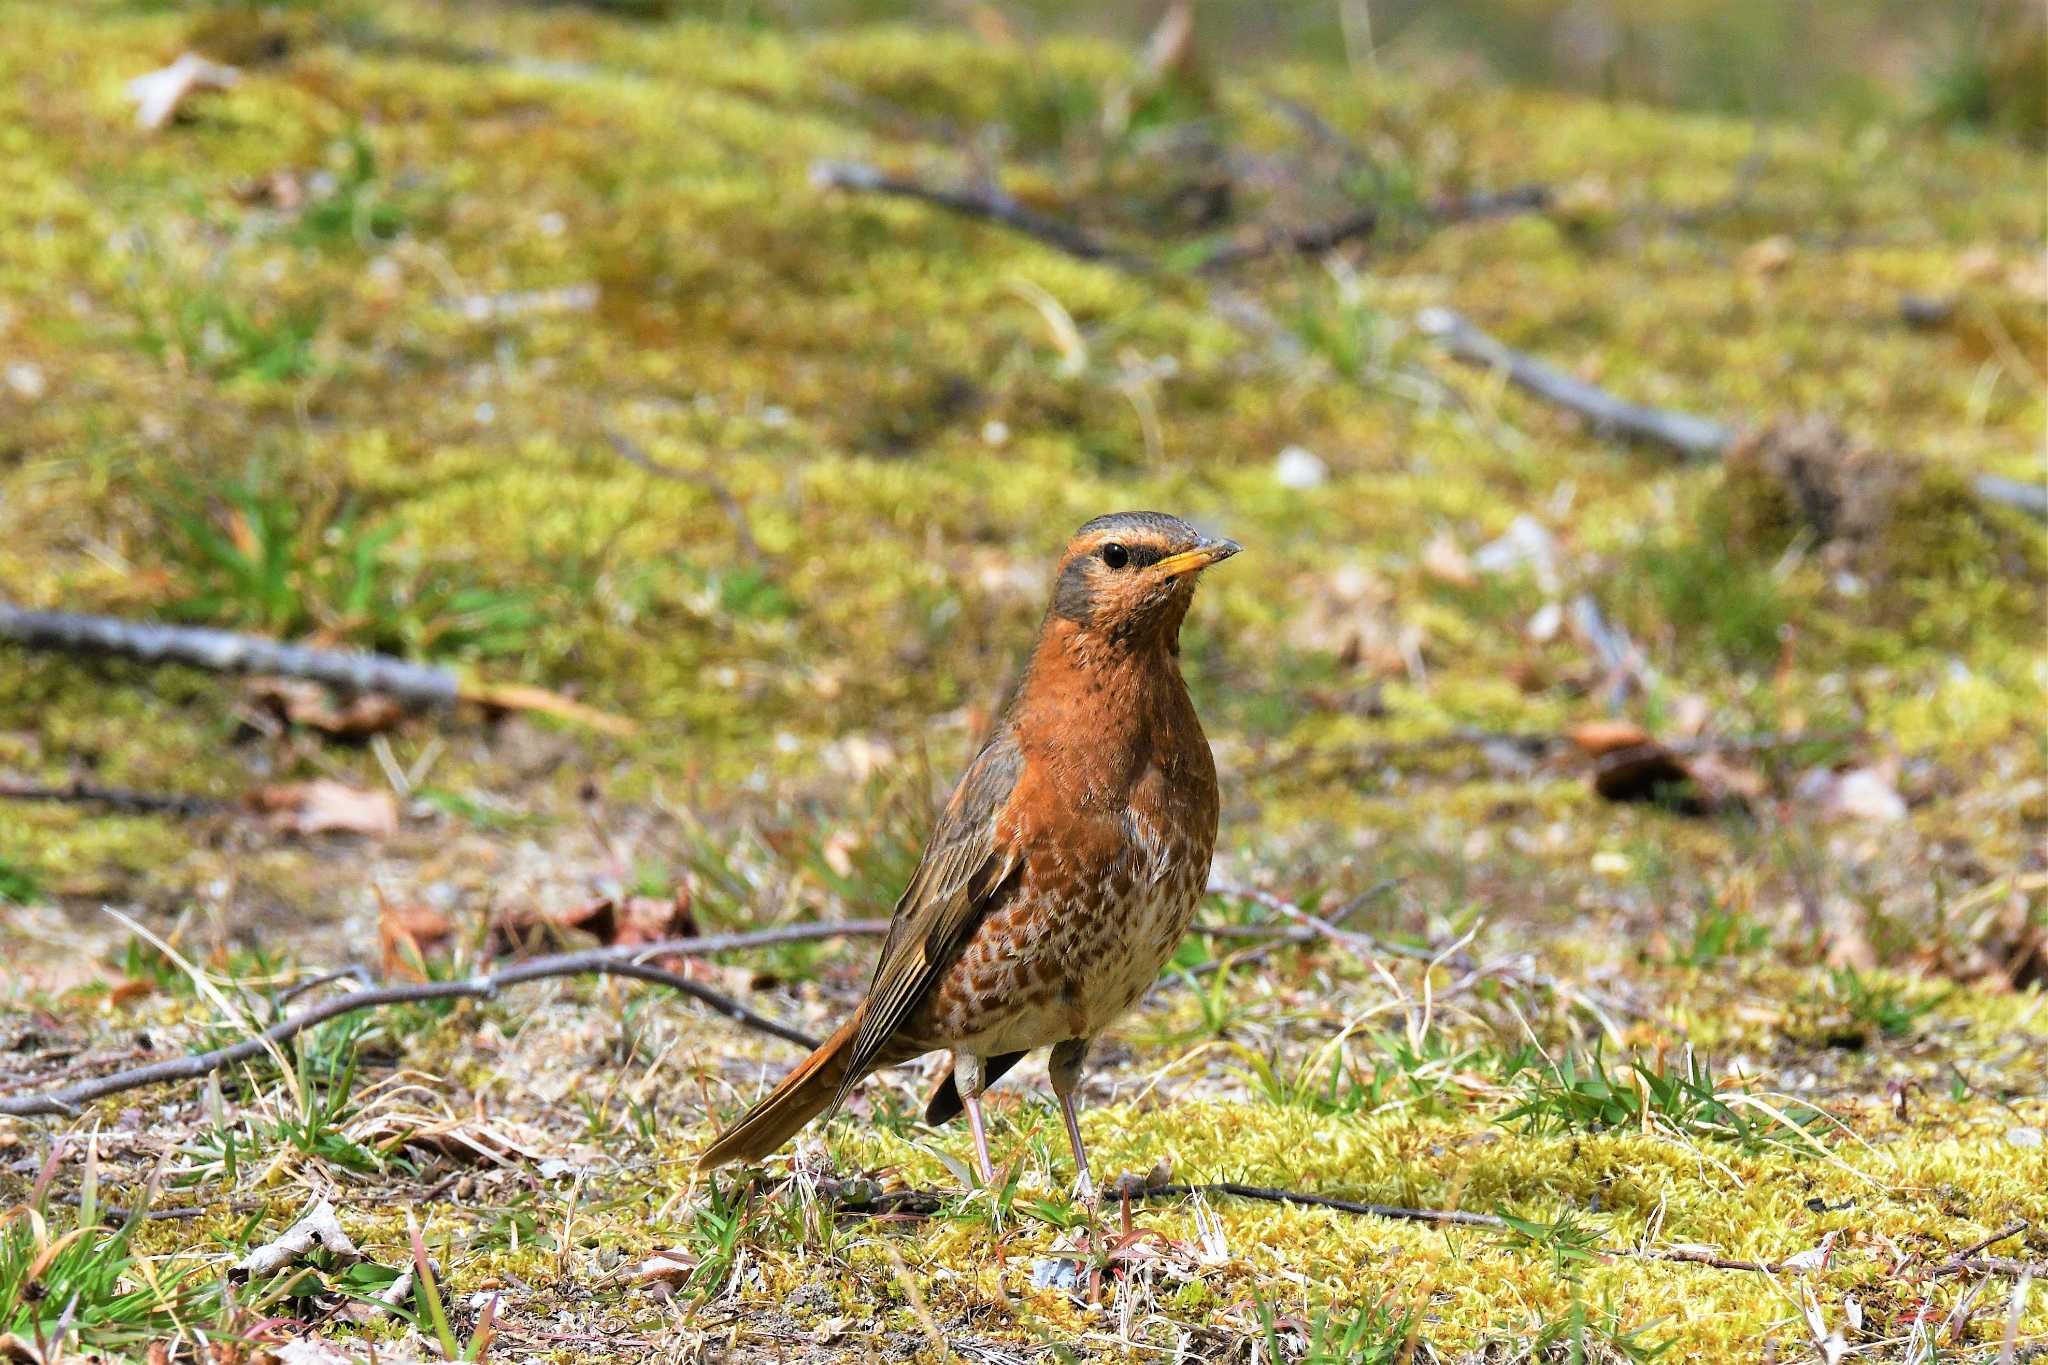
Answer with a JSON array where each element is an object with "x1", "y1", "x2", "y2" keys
[
  {"x1": 960, "y1": 1090, "x2": 996, "y2": 1186},
  {"x1": 1049, "y1": 1038, "x2": 1095, "y2": 1200}
]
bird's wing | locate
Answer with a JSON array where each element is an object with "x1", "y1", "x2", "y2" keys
[{"x1": 833, "y1": 730, "x2": 1025, "y2": 1108}]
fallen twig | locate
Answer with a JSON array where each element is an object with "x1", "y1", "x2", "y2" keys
[
  {"x1": 1138, "y1": 1181, "x2": 1506, "y2": 1229},
  {"x1": 0, "y1": 923, "x2": 896, "y2": 1119},
  {"x1": 53, "y1": 1193, "x2": 268, "y2": 1222},
  {"x1": 813, "y1": 157, "x2": 1545, "y2": 279},
  {"x1": 1198, "y1": 186, "x2": 1550, "y2": 271},
  {"x1": 1624, "y1": 1245, "x2": 1780, "y2": 1273},
  {"x1": 1132, "y1": 1182, "x2": 1781, "y2": 1272},
  {"x1": 800, "y1": 1175, "x2": 1786, "y2": 1273},
  {"x1": 1205, "y1": 877, "x2": 1429, "y2": 962},
  {"x1": 0, "y1": 778, "x2": 235, "y2": 818},
  {"x1": 1935, "y1": 1257, "x2": 2048, "y2": 1280},
  {"x1": 811, "y1": 160, "x2": 1152, "y2": 273},
  {"x1": 1416, "y1": 308, "x2": 2048, "y2": 520},
  {"x1": 1417, "y1": 307, "x2": 1733, "y2": 461},
  {"x1": 604, "y1": 428, "x2": 766, "y2": 563},
  {"x1": 1174, "y1": 878, "x2": 1401, "y2": 983},
  {"x1": 1930, "y1": 1221, "x2": 2033, "y2": 1279},
  {"x1": 0, "y1": 604, "x2": 638, "y2": 735},
  {"x1": 0, "y1": 604, "x2": 461, "y2": 704}
]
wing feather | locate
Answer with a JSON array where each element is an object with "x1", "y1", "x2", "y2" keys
[{"x1": 832, "y1": 731, "x2": 1024, "y2": 1110}]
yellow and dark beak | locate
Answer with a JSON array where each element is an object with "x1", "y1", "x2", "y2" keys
[{"x1": 1152, "y1": 536, "x2": 1242, "y2": 580}]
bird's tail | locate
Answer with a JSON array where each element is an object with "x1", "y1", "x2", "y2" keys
[{"x1": 697, "y1": 1013, "x2": 864, "y2": 1169}]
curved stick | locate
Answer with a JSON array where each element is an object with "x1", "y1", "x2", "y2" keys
[{"x1": 0, "y1": 921, "x2": 895, "y2": 1119}]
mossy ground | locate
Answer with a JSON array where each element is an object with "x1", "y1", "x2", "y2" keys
[{"x1": 1, "y1": 2, "x2": 2043, "y2": 1361}]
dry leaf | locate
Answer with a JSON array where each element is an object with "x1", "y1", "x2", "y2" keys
[
  {"x1": 125, "y1": 52, "x2": 241, "y2": 131},
  {"x1": 1572, "y1": 722, "x2": 1758, "y2": 815},
  {"x1": 247, "y1": 781, "x2": 399, "y2": 837},
  {"x1": 1472, "y1": 515, "x2": 1560, "y2": 592},
  {"x1": 1956, "y1": 243, "x2": 2004, "y2": 284},
  {"x1": 1422, "y1": 532, "x2": 1477, "y2": 588},
  {"x1": 108, "y1": 977, "x2": 155, "y2": 1006},
  {"x1": 821, "y1": 828, "x2": 861, "y2": 879},
  {"x1": 628, "y1": 1249, "x2": 701, "y2": 1285},
  {"x1": 246, "y1": 679, "x2": 404, "y2": 739},
  {"x1": 490, "y1": 890, "x2": 695, "y2": 960},
  {"x1": 1565, "y1": 719, "x2": 1654, "y2": 755},
  {"x1": 1, "y1": 1333, "x2": 44, "y2": 1364},
  {"x1": 237, "y1": 1201, "x2": 363, "y2": 1277},
  {"x1": 378, "y1": 893, "x2": 453, "y2": 978},
  {"x1": 1795, "y1": 764, "x2": 1907, "y2": 823},
  {"x1": 1741, "y1": 234, "x2": 1796, "y2": 277}
]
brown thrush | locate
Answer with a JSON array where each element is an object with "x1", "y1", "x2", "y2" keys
[{"x1": 698, "y1": 512, "x2": 1238, "y2": 1193}]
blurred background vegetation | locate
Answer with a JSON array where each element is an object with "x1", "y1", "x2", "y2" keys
[{"x1": 601, "y1": 0, "x2": 2048, "y2": 136}]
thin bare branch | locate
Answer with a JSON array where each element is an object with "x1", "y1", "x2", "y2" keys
[
  {"x1": 603, "y1": 427, "x2": 766, "y2": 563},
  {"x1": 1417, "y1": 308, "x2": 1734, "y2": 461},
  {"x1": 1136, "y1": 1181, "x2": 1507, "y2": 1229},
  {"x1": 1936, "y1": 1257, "x2": 2048, "y2": 1280},
  {"x1": 811, "y1": 160, "x2": 1153, "y2": 273},
  {"x1": 1944, "y1": 1220, "x2": 2030, "y2": 1265},
  {"x1": 1207, "y1": 877, "x2": 1432, "y2": 962},
  {"x1": 1417, "y1": 308, "x2": 2047, "y2": 520},
  {"x1": 1131, "y1": 1182, "x2": 1783, "y2": 1271},
  {"x1": 0, "y1": 778, "x2": 235, "y2": 817},
  {"x1": 0, "y1": 605, "x2": 640, "y2": 731},
  {"x1": 0, "y1": 923, "x2": 895, "y2": 1119},
  {"x1": 0, "y1": 604, "x2": 461, "y2": 706}
]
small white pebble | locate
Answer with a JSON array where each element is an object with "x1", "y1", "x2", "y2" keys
[
  {"x1": 536, "y1": 211, "x2": 567, "y2": 237},
  {"x1": 2007, "y1": 1126, "x2": 2042, "y2": 1149},
  {"x1": 3, "y1": 362, "x2": 46, "y2": 400},
  {"x1": 1591, "y1": 850, "x2": 1631, "y2": 877},
  {"x1": 473, "y1": 401, "x2": 496, "y2": 425},
  {"x1": 1273, "y1": 444, "x2": 1327, "y2": 490},
  {"x1": 982, "y1": 419, "x2": 1010, "y2": 446}
]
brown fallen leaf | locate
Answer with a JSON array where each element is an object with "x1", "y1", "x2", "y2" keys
[
  {"x1": 1571, "y1": 721, "x2": 1760, "y2": 815},
  {"x1": 378, "y1": 890, "x2": 454, "y2": 979},
  {"x1": 489, "y1": 890, "x2": 695, "y2": 961},
  {"x1": 125, "y1": 52, "x2": 241, "y2": 131},
  {"x1": 1421, "y1": 531, "x2": 1478, "y2": 588},
  {"x1": 246, "y1": 679, "x2": 405, "y2": 739},
  {"x1": 628, "y1": 1249, "x2": 701, "y2": 1286},
  {"x1": 108, "y1": 977, "x2": 155, "y2": 1007},
  {"x1": 1566, "y1": 719, "x2": 1653, "y2": 755},
  {"x1": 247, "y1": 781, "x2": 399, "y2": 837}
]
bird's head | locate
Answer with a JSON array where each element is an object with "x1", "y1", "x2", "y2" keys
[{"x1": 1047, "y1": 511, "x2": 1240, "y2": 647}]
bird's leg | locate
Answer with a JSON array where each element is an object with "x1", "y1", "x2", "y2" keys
[
  {"x1": 952, "y1": 1051, "x2": 996, "y2": 1187},
  {"x1": 1048, "y1": 1038, "x2": 1094, "y2": 1203}
]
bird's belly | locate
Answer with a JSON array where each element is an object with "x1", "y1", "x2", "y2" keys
[{"x1": 916, "y1": 861, "x2": 1204, "y2": 1057}]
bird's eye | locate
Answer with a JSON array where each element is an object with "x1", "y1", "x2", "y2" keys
[{"x1": 1101, "y1": 542, "x2": 1130, "y2": 569}]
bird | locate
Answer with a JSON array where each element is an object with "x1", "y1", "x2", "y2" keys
[{"x1": 698, "y1": 511, "x2": 1239, "y2": 1195}]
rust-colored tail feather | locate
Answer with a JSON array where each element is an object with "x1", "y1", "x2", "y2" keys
[{"x1": 698, "y1": 1013, "x2": 863, "y2": 1169}]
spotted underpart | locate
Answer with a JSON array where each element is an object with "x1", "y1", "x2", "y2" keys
[
  {"x1": 910, "y1": 767, "x2": 1212, "y2": 1055},
  {"x1": 902, "y1": 516, "x2": 1222, "y2": 1061}
]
